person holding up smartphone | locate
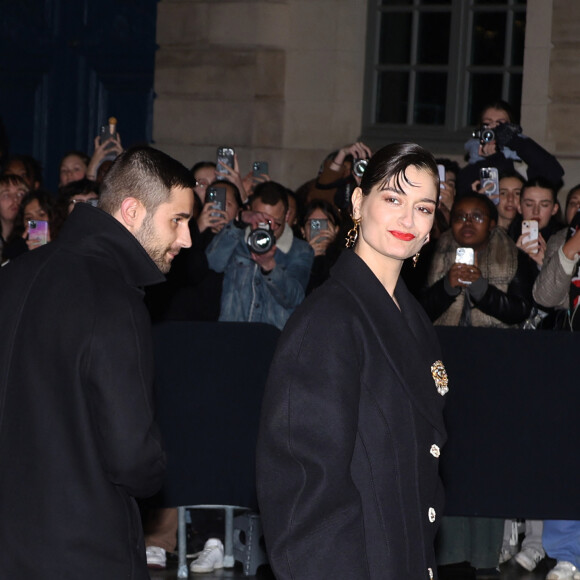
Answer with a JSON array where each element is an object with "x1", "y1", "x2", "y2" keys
[
  {"x1": 420, "y1": 193, "x2": 535, "y2": 329},
  {"x1": 457, "y1": 99, "x2": 564, "y2": 198},
  {"x1": 513, "y1": 177, "x2": 562, "y2": 268},
  {"x1": 299, "y1": 199, "x2": 342, "y2": 294}
]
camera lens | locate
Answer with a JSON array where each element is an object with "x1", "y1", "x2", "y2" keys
[
  {"x1": 247, "y1": 224, "x2": 274, "y2": 254},
  {"x1": 481, "y1": 128, "x2": 495, "y2": 143},
  {"x1": 353, "y1": 159, "x2": 368, "y2": 178}
]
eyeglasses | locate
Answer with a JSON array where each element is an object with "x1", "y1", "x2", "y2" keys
[{"x1": 451, "y1": 211, "x2": 489, "y2": 224}]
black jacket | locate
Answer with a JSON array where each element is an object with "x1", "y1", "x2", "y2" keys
[
  {"x1": 0, "y1": 204, "x2": 166, "y2": 579},
  {"x1": 456, "y1": 135, "x2": 565, "y2": 197},
  {"x1": 420, "y1": 249, "x2": 534, "y2": 325},
  {"x1": 256, "y1": 250, "x2": 447, "y2": 579}
]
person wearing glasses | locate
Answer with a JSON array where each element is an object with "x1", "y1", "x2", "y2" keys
[{"x1": 421, "y1": 193, "x2": 534, "y2": 329}]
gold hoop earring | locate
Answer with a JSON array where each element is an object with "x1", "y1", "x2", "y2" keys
[
  {"x1": 413, "y1": 252, "x2": 420, "y2": 268},
  {"x1": 345, "y1": 217, "x2": 361, "y2": 248}
]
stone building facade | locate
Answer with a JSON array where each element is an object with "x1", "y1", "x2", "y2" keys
[{"x1": 153, "y1": 0, "x2": 580, "y2": 195}]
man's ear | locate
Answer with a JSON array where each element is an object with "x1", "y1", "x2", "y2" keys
[
  {"x1": 116, "y1": 197, "x2": 146, "y2": 232},
  {"x1": 351, "y1": 187, "x2": 363, "y2": 220}
]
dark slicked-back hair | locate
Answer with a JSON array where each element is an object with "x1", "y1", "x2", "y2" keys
[
  {"x1": 359, "y1": 142, "x2": 439, "y2": 199},
  {"x1": 99, "y1": 146, "x2": 195, "y2": 215}
]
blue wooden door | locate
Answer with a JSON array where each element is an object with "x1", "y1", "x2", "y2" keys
[{"x1": 0, "y1": 0, "x2": 158, "y2": 190}]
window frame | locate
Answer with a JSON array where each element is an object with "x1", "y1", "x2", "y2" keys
[{"x1": 361, "y1": 0, "x2": 526, "y2": 154}]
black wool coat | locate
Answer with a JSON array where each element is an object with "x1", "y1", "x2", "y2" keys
[
  {"x1": 0, "y1": 204, "x2": 166, "y2": 579},
  {"x1": 256, "y1": 250, "x2": 448, "y2": 580}
]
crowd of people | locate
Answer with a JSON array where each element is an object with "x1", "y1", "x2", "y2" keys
[{"x1": 1, "y1": 98, "x2": 580, "y2": 579}]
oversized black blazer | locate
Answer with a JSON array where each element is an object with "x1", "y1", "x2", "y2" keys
[
  {"x1": 256, "y1": 250, "x2": 448, "y2": 580},
  {"x1": 0, "y1": 205, "x2": 166, "y2": 579}
]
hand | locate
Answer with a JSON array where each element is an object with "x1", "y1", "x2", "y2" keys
[
  {"x1": 332, "y1": 141, "x2": 373, "y2": 169},
  {"x1": 448, "y1": 262, "x2": 482, "y2": 288},
  {"x1": 217, "y1": 154, "x2": 249, "y2": 204},
  {"x1": 478, "y1": 140, "x2": 497, "y2": 158},
  {"x1": 308, "y1": 226, "x2": 338, "y2": 257},
  {"x1": 197, "y1": 203, "x2": 228, "y2": 234},
  {"x1": 516, "y1": 232, "x2": 546, "y2": 266},
  {"x1": 87, "y1": 134, "x2": 123, "y2": 179},
  {"x1": 239, "y1": 210, "x2": 276, "y2": 230},
  {"x1": 251, "y1": 244, "x2": 276, "y2": 272},
  {"x1": 473, "y1": 179, "x2": 499, "y2": 205}
]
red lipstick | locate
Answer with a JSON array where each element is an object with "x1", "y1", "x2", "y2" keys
[{"x1": 389, "y1": 230, "x2": 416, "y2": 241}]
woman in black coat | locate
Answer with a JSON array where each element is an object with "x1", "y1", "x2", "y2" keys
[{"x1": 256, "y1": 143, "x2": 449, "y2": 579}]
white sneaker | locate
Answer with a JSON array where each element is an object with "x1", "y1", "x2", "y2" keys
[
  {"x1": 190, "y1": 538, "x2": 224, "y2": 573},
  {"x1": 146, "y1": 546, "x2": 167, "y2": 569},
  {"x1": 514, "y1": 547, "x2": 544, "y2": 571},
  {"x1": 547, "y1": 561, "x2": 579, "y2": 580},
  {"x1": 499, "y1": 548, "x2": 515, "y2": 565}
]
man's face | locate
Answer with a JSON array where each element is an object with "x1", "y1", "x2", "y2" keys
[
  {"x1": 134, "y1": 186, "x2": 194, "y2": 273},
  {"x1": 0, "y1": 183, "x2": 27, "y2": 222},
  {"x1": 250, "y1": 199, "x2": 287, "y2": 240}
]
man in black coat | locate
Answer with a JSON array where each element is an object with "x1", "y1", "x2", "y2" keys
[{"x1": 0, "y1": 146, "x2": 194, "y2": 579}]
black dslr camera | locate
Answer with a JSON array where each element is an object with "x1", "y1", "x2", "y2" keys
[
  {"x1": 472, "y1": 126, "x2": 496, "y2": 145},
  {"x1": 247, "y1": 222, "x2": 275, "y2": 254}
]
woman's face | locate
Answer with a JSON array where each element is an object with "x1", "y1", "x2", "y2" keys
[
  {"x1": 481, "y1": 107, "x2": 510, "y2": 128},
  {"x1": 497, "y1": 177, "x2": 522, "y2": 223},
  {"x1": 519, "y1": 186, "x2": 558, "y2": 230},
  {"x1": 0, "y1": 183, "x2": 27, "y2": 222},
  {"x1": 23, "y1": 199, "x2": 48, "y2": 222},
  {"x1": 194, "y1": 167, "x2": 217, "y2": 204},
  {"x1": 352, "y1": 165, "x2": 437, "y2": 267},
  {"x1": 59, "y1": 155, "x2": 87, "y2": 186},
  {"x1": 566, "y1": 191, "x2": 580, "y2": 225},
  {"x1": 451, "y1": 198, "x2": 495, "y2": 251}
]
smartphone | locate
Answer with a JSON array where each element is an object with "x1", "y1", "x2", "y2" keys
[
  {"x1": 28, "y1": 220, "x2": 49, "y2": 246},
  {"x1": 216, "y1": 146, "x2": 235, "y2": 181},
  {"x1": 480, "y1": 167, "x2": 499, "y2": 203},
  {"x1": 455, "y1": 247, "x2": 475, "y2": 265},
  {"x1": 309, "y1": 218, "x2": 328, "y2": 238},
  {"x1": 252, "y1": 161, "x2": 269, "y2": 181},
  {"x1": 437, "y1": 164, "x2": 446, "y2": 187},
  {"x1": 206, "y1": 186, "x2": 227, "y2": 217},
  {"x1": 522, "y1": 220, "x2": 539, "y2": 253}
]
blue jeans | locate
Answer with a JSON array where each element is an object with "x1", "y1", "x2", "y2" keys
[{"x1": 543, "y1": 520, "x2": 580, "y2": 567}]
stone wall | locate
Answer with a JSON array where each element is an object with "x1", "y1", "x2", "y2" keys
[
  {"x1": 153, "y1": 0, "x2": 368, "y2": 190},
  {"x1": 153, "y1": 0, "x2": 580, "y2": 197}
]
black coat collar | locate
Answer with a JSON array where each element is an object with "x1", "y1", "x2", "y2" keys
[
  {"x1": 57, "y1": 203, "x2": 165, "y2": 288},
  {"x1": 331, "y1": 250, "x2": 447, "y2": 433}
]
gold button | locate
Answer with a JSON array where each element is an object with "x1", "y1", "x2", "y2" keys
[
  {"x1": 430, "y1": 444, "x2": 440, "y2": 458},
  {"x1": 428, "y1": 507, "x2": 436, "y2": 523}
]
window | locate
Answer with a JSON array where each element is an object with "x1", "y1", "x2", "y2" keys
[{"x1": 362, "y1": 0, "x2": 527, "y2": 151}]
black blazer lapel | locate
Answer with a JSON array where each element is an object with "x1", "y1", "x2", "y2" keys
[{"x1": 332, "y1": 251, "x2": 447, "y2": 434}]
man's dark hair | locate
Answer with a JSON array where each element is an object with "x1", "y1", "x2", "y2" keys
[
  {"x1": 99, "y1": 146, "x2": 195, "y2": 215},
  {"x1": 251, "y1": 181, "x2": 289, "y2": 214}
]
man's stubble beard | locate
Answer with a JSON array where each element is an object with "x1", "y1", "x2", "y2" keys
[{"x1": 134, "y1": 213, "x2": 172, "y2": 274}]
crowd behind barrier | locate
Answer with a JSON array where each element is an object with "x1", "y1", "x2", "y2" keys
[{"x1": 1, "y1": 98, "x2": 580, "y2": 577}]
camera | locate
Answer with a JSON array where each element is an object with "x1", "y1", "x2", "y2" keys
[
  {"x1": 247, "y1": 222, "x2": 275, "y2": 254},
  {"x1": 472, "y1": 126, "x2": 495, "y2": 145},
  {"x1": 353, "y1": 158, "x2": 368, "y2": 178}
]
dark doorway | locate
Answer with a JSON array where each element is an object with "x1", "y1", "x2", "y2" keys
[{"x1": 0, "y1": 0, "x2": 158, "y2": 190}]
